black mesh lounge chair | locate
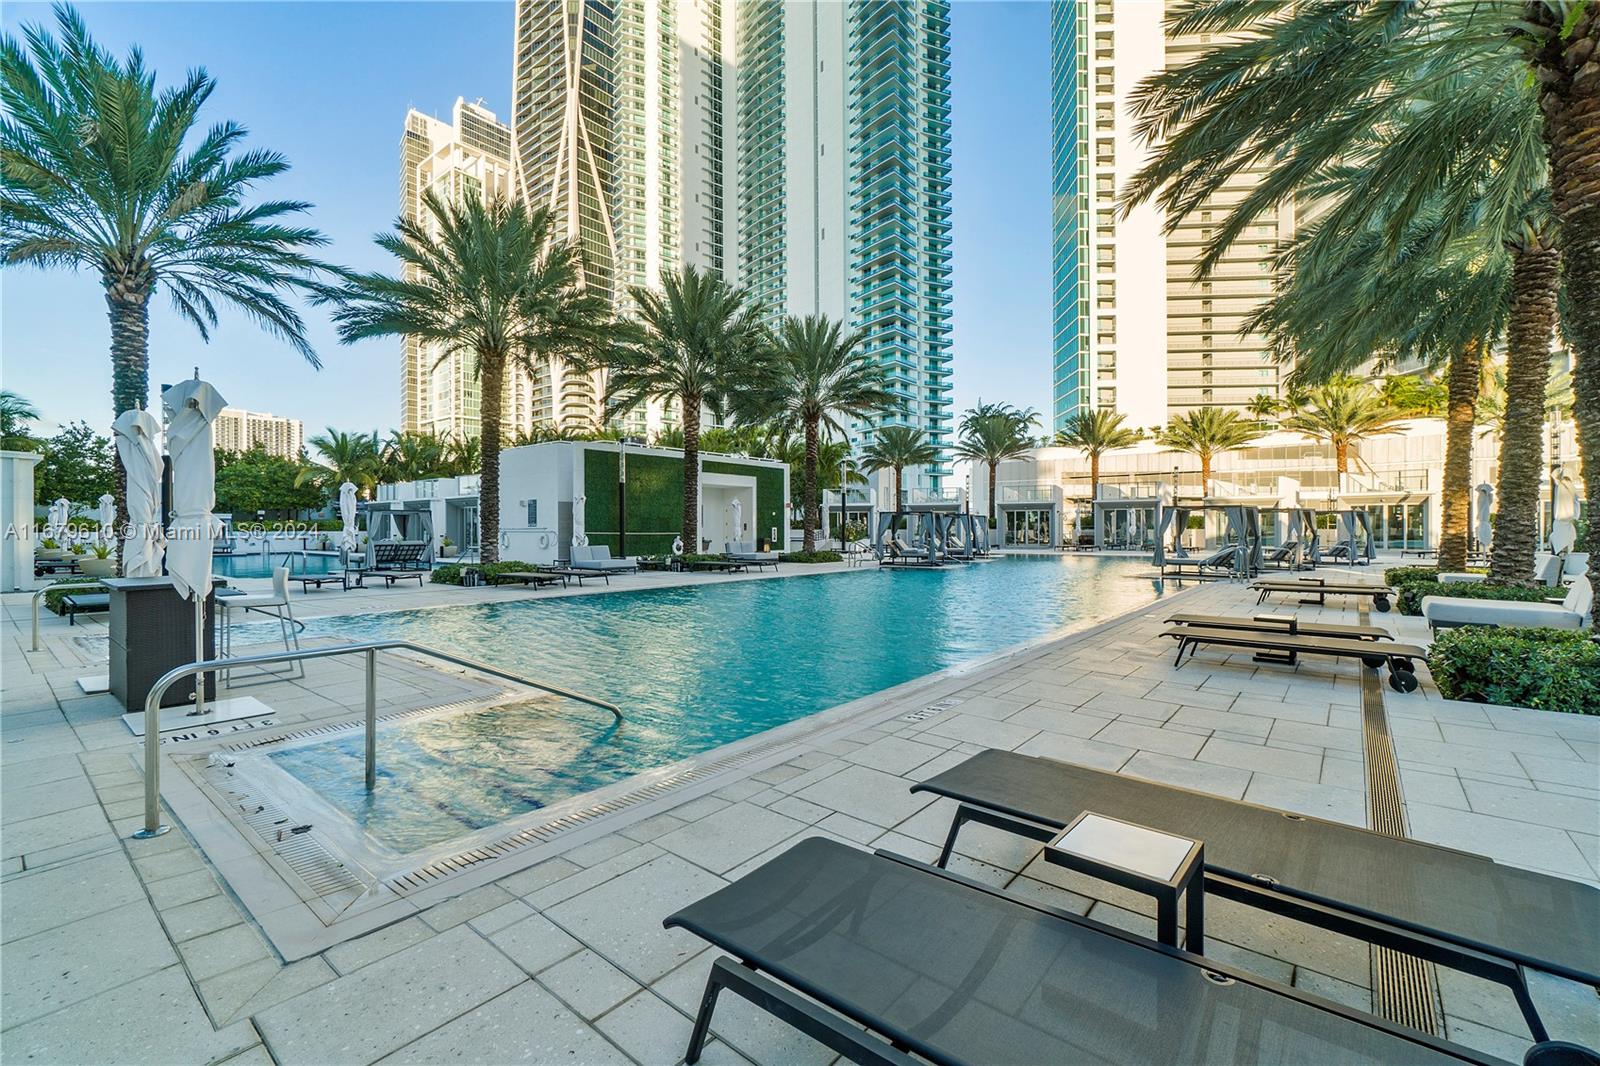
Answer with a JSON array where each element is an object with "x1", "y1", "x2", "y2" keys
[
  {"x1": 1251, "y1": 576, "x2": 1396, "y2": 611},
  {"x1": 663, "y1": 837, "x2": 1505, "y2": 1066},
  {"x1": 1163, "y1": 623, "x2": 1424, "y2": 690},
  {"x1": 911, "y1": 751, "x2": 1600, "y2": 1043},
  {"x1": 1165, "y1": 611, "x2": 1391, "y2": 641},
  {"x1": 1261, "y1": 541, "x2": 1303, "y2": 570},
  {"x1": 61, "y1": 591, "x2": 109, "y2": 624},
  {"x1": 1160, "y1": 544, "x2": 1240, "y2": 579},
  {"x1": 488, "y1": 570, "x2": 565, "y2": 589}
]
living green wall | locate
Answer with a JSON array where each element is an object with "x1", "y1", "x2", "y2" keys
[
  {"x1": 580, "y1": 448, "x2": 785, "y2": 554},
  {"x1": 582, "y1": 450, "x2": 684, "y2": 555}
]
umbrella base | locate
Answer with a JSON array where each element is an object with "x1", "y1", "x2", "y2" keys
[{"x1": 122, "y1": 695, "x2": 274, "y2": 737}]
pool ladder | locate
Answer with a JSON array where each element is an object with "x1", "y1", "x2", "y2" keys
[{"x1": 132, "y1": 640, "x2": 623, "y2": 840}]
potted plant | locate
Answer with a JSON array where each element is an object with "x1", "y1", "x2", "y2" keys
[
  {"x1": 439, "y1": 535, "x2": 457, "y2": 558},
  {"x1": 80, "y1": 542, "x2": 116, "y2": 577},
  {"x1": 36, "y1": 537, "x2": 63, "y2": 560}
]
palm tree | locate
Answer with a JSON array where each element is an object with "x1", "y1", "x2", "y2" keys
[
  {"x1": 0, "y1": 390, "x2": 39, "y2": 450},
  {"x1": 1053, "y1": 409, "x2": 1141, "y2": 503},
  {"x1": 381, "y1": 431, "x2": 448, "y2": 483},
  {"x1": 322, "y1": 193, "x2": 613, "y2": 564},
  {"x1": 1156, "y1": 408, "x2": 1262, "y2": 495},
  {"x1": 754, "y1": 315, "x2": 898, "y2": 551},
  {"x1": 1379, "y1": 375, "x2": 1447, "y2": 418},
  {"x1": 1244, "y1": 393, "x2": 1283, "y2": 425},
  {"x1": 578, "y1": 265, "x2": 768, "y2": 552},
  {"x1": 298, "y1": 428, "x2": 380, "y2": 497},
  {"x1": 1280, "y1": 382, "x2": 1408, "y2": 477},
  {"x1": 859, "y1": 425, "x2": 937, "y2": 509},
  {"x1": 1124, "y1": 1, "x2": 1583, "y2": 599},
  {"x1": 0, "y1": 5, "x2": 328, "y2": 541},
  {"x1": 956, "y1": 402, "x2": 1040, "y2": 527},
  {"x1": 443, "y1": 435, "x2": 480, "y2": 477}
]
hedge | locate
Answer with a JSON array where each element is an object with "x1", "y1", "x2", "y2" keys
[
  {"x1": 780, "y1": 551, "x2": 843, "y2": 563},
  {"x1": 430, "y1": 561, "x2": 538, "y2": 586},
  {"x1": 1428, "y1": 627, "x2": 1599, "y2": 714},
  {"x1": 1397, "y1": 580, "x2": 1554, "y2": 616}
]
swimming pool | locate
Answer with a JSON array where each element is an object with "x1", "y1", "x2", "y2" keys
[
  {"x1": 213, "y1": 552, "x2": 345, "y2": 579},
  {"x1": 262, "y1": 556, "x2": 1165, "y2": 855}
]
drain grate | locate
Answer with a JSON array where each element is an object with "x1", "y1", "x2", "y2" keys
[
  {"x1": 901, "y1": 697, "x2": 963, "y2": 723},
  {"x1": 204, "y1": 762, "x2": 365, "y2": 899},
  {"x1": 1358, "y1": 603, "x2": 1440, "y2": 1035}
]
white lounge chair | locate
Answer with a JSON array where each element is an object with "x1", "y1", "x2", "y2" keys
[
  {"x1": 1440, "y1": 552, "x2": 1563, "y2": 587},
  {"x1": 725, "y1": 541, "x2": 779, "y2": 564},
  {"x1": 1421, "y1": 575, "x2": 1592, "y2": 631},
  {"x1": 569, "y1": 545, "x2": 639, "y2": 573}
]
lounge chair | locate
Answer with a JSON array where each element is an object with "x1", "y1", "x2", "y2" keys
[
  {"x1": 724, "y1": 541, "x2": 779, "y2": 569},
  {"x1": 1164, "y1": 622, "x2": 1424, "y2": 690},
  {"x1": 535, "y1": 564, "x2": 609, "y2": 586},
  {"x1": 1159, "y1": 544, "x2": 1238, "y2": 579},
  {"x1": 1165, "y1": 611, "x2": 1391, "y2": 641},
  {"x1": 663, "y1": 837, "x2": 1509, "y2": 1066},
  {"x1": 61, "y1": 591, "x2": 109, "y2": 625},
  {"x1": 1441, "y1": 552, "x2": 1563, "y2": 587},
  {"x1": 912, "y1": 750, "x2": 1598, "y2": 1041},
  {"x1": 882, "y1": 533, "x2": 940, "y2": 567},
  {"x1": 1260, "y1": 540, "x2": 1303, "y2": 570},
  {"x1": 1251, "y1": 576, "x2": 1396, "y2": 611},
  {"x1": 569, "y1": 545, "x2": 639, "y2": 573},
  {"x1": 1422, "y1": 575, "x2": 1592, "y2": 632},
  {"x1": 291, "y1": 572, "x2": 353, "y2": 592}
]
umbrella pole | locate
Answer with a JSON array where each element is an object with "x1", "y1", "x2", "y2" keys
[{"x1": 193, "y1": 597, "x2": 207, "y2": 717}]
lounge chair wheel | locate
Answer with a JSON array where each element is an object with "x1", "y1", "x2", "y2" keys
[
  {"x1": 1362, "y1": 655, "x2": 1386, "y2": 670},
  {"x1": 1388, "y1": 669, "x2": 1419, "y2": 693},
  {"x1": 1374, "y1": 596, "x2": 1391, "y2": 612}
]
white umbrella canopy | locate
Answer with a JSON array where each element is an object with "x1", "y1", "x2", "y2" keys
[
  {"x1": 1474, "y1": 482, "x2": 1495, "y2": 550},
  {"x1": 1551, "y1": 475, "x2": 1579, "y2": 554},
  {"x1": 339, "y1": 482, "x2": 358, "y2": 553},
  {"x1": 112, "y1": 409, "x2": 165, "y2": 577},
  {"x1": 163, "y1": 380, "x2": 227, "y2": 602},
  {"x1": 97, "y1": 493, "x2": 115, "y2": 546}
]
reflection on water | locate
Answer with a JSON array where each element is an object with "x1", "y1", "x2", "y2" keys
[
  {"x1": 270, "y1": 556, "x2": 1165, "y2": 853},
  {"x1": 215, "y1": 552, "x2": 345, "y2": 578}
]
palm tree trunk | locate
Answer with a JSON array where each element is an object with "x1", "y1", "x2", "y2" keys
[
  {"x1": 1090, "y1": 453, "x2": 1100, "y2": 502},
  {"x1": 1488, "y1": 243, "x2": 1561, "y2": 587},
  {"x1": 1335, "y1": 440, "x2": 1349, "y2": 476},
  {"x1": 987, "y1": 460, "x2": 998, "y2": 528},
  {"x1": 1528, "y1": 1, "x2": 1598, "y2": 622},
  {"x1": 802, "y1": 416, "x2": 819, "y2": 553},
  {"x1": 479, "y1": 352, "x2": 504, "y2": 565},
  {"x1": 1438, "y1": 339, "x2": 1483, "y2": 572},
  {"x1": 681, "y1": 395, "x2": 701, "y2": 551},
  {"x1": 107, "y1": 286, "x2": 151, "y2": 577},
  {"x1": 1200, "y1": 454, "x2": 1212, "y2": 494},
  {"x1": 893, "y1": 465, "x2": 903, "y2": 509}
]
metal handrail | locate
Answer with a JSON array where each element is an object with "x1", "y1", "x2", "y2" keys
[
  {"x1": 133, "y1": 639, "x2": 622, "y2": 839},
  {"x1": 31, "y1": 579, "x2": 109, "y2": 651}
]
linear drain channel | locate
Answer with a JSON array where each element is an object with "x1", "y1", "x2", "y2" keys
[{"x1": 1358, "y1": 602, "x2": 1440, "y2": 1035}]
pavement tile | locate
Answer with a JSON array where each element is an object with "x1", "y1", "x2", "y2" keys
[
  {"x1": 656, "y1": 803, "x2": 809, "y2": 875},
  {"x1": 1014, "y1": 731, "x2": 1135, "y2": 771},
  {"x1": 841, "y1": 735, "x2": 947, "y2": 774},
  {"x1": 256, "y1": 925, "x2": 523, "y2": 1066},
  {"x1": 419, "y1": 884, "x2": 516, "y2": 932},
  {"x1": 178, "y1": 921, "x2": 273, "y2": 982},
  {"x1": 544, "y1": 853, "x2": 726, "y2": 984},
  {"x1": 486, "y1": 912, "x2": 582, "y2": 975},
  {"x1": 794, "y1": 764, "x2": 936, "y2": 828},
  {"x1": 595, "y1": 990, "x2": 695, "y2": 1066},
  {"x1": 377, "y1": 980, "x2": 631, "y2": 1065},
  {"x1": 919, "y1": 712, "x2": 1039, "y2": 751},
  {"x1": 324, "y1": 917, "x2": 436, "y2": 975},
  {"x1": 2, "y1": 897, "x2": 178, "y2": 1026},
  {"x1": 538, "y1": 948, "x2": 641, "y2": 1019},
  {"x1": 1, "y1": 849, "x2": 143, "y2": 943},
  {"x1": 1200, "y1": 736, "x2": 1323, "y2": 782},
  {"x1": 1122, "y1": 751, "x2": 1251, "y2": 798}
]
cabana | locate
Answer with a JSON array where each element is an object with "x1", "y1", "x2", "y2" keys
[
  {"x1": 1151, "y1": 504, "x2": 1258, "y2": 579},
  {"x1": 874, "y1": 511, "x2": 941, "y2": 566},
  {"x1": 360, "y1": 501, "x2": 436, "y2": 569},
  {"x1": 1323, "y1": 510, "x2": 1377, "y2": 565},
  {"x1": 936, "y1": 513, "x2": 980, "y2": 562}
]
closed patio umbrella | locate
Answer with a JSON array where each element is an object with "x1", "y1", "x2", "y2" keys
[
  {"x1": 48, "y1": 497, "x2": 69, "y2": 541},
  {"x1": 163, "y1": 378, "x2": 227, "y2": 717},
  {"x1": 112, "y1": 409, "x2": 165, "y2": 578},
  {"x1": 1551, "y1": 475, "x2": 1579, "y2": 555},
  {"x1": 339, "y1": 481, "x2": 358, "y2": 556},
  {"x1": 1474, "y1": 483, "x2": 1494, "y2": 551},
  {"x1": 97, "y1": 493, "x2": 115, "y2": 547}
]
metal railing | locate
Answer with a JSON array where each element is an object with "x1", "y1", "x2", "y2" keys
[
  {"x1": 31, "y1": 580, "x2": 109, "y2": 651},
  {"x1": 132, "y1": 640, "x2": 623, "y2": 839}
]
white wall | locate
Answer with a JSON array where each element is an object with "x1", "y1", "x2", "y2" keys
[
  {"x1": 1, "y1": 450, "x2": 42, "y2": 591},
  {"x1": 497, "y1": 441, "x2": 573, "y2": 564}
]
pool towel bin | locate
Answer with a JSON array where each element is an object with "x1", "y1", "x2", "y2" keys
[{"x1": 104, "y1": 577, "x2": 216, "y2": 711}]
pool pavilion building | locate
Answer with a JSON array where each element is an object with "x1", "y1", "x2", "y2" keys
[{"x1": 376, "y1": 441, "x2": 790, "y2": 563}]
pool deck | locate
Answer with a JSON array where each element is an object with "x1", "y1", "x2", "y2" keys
[{"x1": 2, "y1": 562, "x2": 1597, "y2": 1064}]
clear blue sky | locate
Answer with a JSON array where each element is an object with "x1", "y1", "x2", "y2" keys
[{"x1": 0, "y1": 1, "x2": 1052, "y2": 438}]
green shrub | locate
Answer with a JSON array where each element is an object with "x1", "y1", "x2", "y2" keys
[
  {"x1": 1383, "y1": 566, "x2": 1441, "y2": 588},
  {"x1": 680, "y1": 553, "x2": 724, "y2": 565},
  {"x1": 1397, "y1": 580, "x2": 1553, "y2": 616},
  {"x1": 1428, "y1": 628, "x2": 1599, "y2": 713},
  {"x1": 430, "y1": 560, "x2": 538, "y2": 586},
  {"x1": 780, "y1": 551, "x2": 843, "y2": 563}
]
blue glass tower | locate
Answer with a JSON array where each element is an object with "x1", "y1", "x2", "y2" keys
[{"x1": 1050, "y1": 1, "x2": 1090, "y2": 434}]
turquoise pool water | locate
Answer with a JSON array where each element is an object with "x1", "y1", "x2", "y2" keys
[
  {"x1": 266, "y1": 556, "x2": 1165, "y2": 853},
  {"x1": 214, "y1": 552, "x2": 344, "y2": 579}
]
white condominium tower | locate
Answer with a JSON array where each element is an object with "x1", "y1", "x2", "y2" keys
[
  {"x1": 510, "y1": 0, "x2": 953, "y2": 483},
  {"x1": 512, "y1": 0, "x2": 726, "y2": 437},
  {"x1": 1050, "y1": 1, "x2": 1306, "y2": 434},
  {"x1": 211, "y1": 408, "x2": 304, "y2": 461},
  {"x1": 736, "y1": 1, "x2": 954, "y2": 491},
  {"x1": 398, "y1": 99, "x2": 542, "y2": 441}
]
